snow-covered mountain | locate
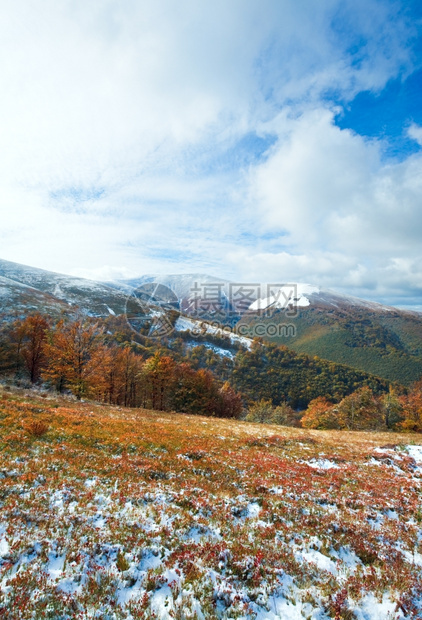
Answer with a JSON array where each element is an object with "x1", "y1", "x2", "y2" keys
[
  {"x1": 1, "y1": 258, "x2": 421, "y2": 385},
  {"x1": 0, "y1": 258, "x2": 130, "y2": 318},
  {"x1": 248, "y1": 283, "x2": 405, "y2": 315},
  {"x1": 114, "y1": 274, "x2": 413, "y2": 317},
  {"x1": 1, "y1": 258, "x2": 419, "y2": 321},
  {"x1": 111, "y1": 273, "x2": 422, "y2": 385}
]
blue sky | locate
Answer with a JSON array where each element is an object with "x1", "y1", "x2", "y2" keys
[
  {"x1": 0, "y1": 0, "x2": 421, "y2": 308},
  {"x1": 337, "y1": 69, "x2": 422, "y2": 159}
]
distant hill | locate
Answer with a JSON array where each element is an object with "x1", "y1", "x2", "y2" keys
[
  {"x1": 238, "y1": 296, "x2": 422, "y2": 385},
  {"x1": 0, "y1": 258, "x2": 130, "y2": 318},
  {"x1": 115, "y1": 273, "x2": 422, "y2": 385},
  {"x1": 0, "y1": 259, "x2": 421, "y2": 385}
]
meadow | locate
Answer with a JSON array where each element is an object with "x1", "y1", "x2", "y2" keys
[{"x1": 0, "y1": 386, "x2": 422, "y2": 619}]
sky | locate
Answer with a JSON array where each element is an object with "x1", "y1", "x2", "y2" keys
[{"x1": 0, "y1": 0, "x2": 422, "y2": 309}]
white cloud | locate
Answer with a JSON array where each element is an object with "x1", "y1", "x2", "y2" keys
[
  {"x1": 408, "y1": 123, "x2": 422, "y2": 146},
  {"x1": 0, "y1": 0, "x2": 419, "y2": 306},
  {"x1": 242, "y1": 107, "x2": 422, "y2": 300}
]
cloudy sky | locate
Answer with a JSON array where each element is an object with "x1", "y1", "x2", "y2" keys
[{"x1": 1, "y1": 0, "x2": 421, "y2": 308}]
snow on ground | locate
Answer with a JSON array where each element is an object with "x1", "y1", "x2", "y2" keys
[
  {"x1": 303, "y1": 459, "x2": 340, "y2": 470},
  {"x1": 354, "y1": 593, "x2": 403, "y2": 619},
  {"x1": 0, "y1": 526, "x2": 9, "y2": 558},
  {"x1": 407, "y1": 445, "x2": 422, "y2": 471},
  {"x1": 1, "y1": 396, "x2": 422, "y2": 618},
  {"x1": 175, "y1": 315, "x2": 252, "y2": 350},
  {"x1": 184, "y1": 340, "x2": 235, "y2": 359}
]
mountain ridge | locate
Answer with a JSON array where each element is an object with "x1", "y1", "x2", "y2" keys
[{"x1": 0, "y1": 257, "x2": 421, "y2": 385}]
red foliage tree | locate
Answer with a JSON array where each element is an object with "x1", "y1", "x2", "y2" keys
[
  {"x1": 399, "y1": 380, "x2": 422, "y2": 432},
  {"x1": 301, "y1": 397, "x2": 337, "y2": 429},
  {"x1": 42, "y1": 319, "x2": 105, "y2": 399}
]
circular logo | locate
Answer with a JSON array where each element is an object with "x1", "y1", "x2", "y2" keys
[{"x1": 125, "y1": 282, "x2": 180, "y2": 339}]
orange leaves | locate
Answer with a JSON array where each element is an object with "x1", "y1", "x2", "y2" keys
[
  {"x1": 302, "y1": 389, "x2": 391, "y2": 431},
  {"x1": 20, "y1": 314, "x2": 49, "y2": 384},
  {"x1": 22, "y1": 418, "x2": 49, "y2": 438},
  {"x1": 2, "y1": 313, "x2": 50, "y2": 383},
  {"x1": 301, "y1": 397, "x2": 338, "y2": 429},
  {"x1": 5, "y1": 315, "x2": 244, "y2": 417},
  {"x1": 94, "y1": 345, "x2": 144, "y2": 407},
  {"x1": 398, "y1": 380, "x2": 422, "y2": 432},
  {"x1": 42, "y1": 319, "x2": 105, "y2": 399},
  {"x1": 143, "y1": 352, "x2": 176, "y2": 410}
]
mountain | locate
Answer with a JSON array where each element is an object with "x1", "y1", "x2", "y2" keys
[
  {"x1": 0, "y1": 258, "x2": 131, "y2": 318},
  {"x1": 114, "y1": 274, "x2": 422, "y2": 386},
  {"x1": 109, "y1": 273, "x2": 235, "y2": 316},
  {"x1": 0, "y1": 259, "x2": 421, "y2": 385},
  {"x1": 0, "y1": 274, "x2": 69, "y2": 318},
  {"x1": 237, "y1": 284, "x2": 422, "y2": 385}
]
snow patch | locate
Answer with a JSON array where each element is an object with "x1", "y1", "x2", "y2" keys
[
  {"x1": 304, "y1": 459, "x2": 340, "y2": 470},
  {"x1": 407, "y1": 445, "x2": 422, "y2": 466},
  {"x1": 0, "y1": 525, "x2": 9, "y2": 558},
  {"x1": 175, "y1": 316, "x2": 252, "y2": 350},
  {"x1": 353, "y1": 592, "x2": 404, "y2": 619},
  {"x1": 249, "y1": 283, "x2": 319, "y2": 312},
  {"x1": 298, "y1": 548, "x2": 337, "y2": 573},
  {"x1": 247, "y1": 502, "x2": 261, "y2": 518}
]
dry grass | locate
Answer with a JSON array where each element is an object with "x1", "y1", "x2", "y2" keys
[{"x1": 0, "y1": 389, "x2": 421, "y2": 618}]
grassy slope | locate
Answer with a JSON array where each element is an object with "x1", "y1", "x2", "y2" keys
[
  {"x1": 1, "y1": 388, "x2": 422, "y2": 618},
  {"x1": 239, "y1": 308, "x2": 422, "y2": 386}
]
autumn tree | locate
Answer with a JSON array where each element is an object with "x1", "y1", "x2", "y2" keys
[
  {"x1": 271, "y1": 402, "x2": 299, "y2": 426},
  {"x1": 20, "y1": 314, "x2": 49, "y2": 383},
  {"x1": 142, "y1": 353, "x2": 176, "y2": 410},
  {"x1": 42, "y1": 319, "x2": 105, "y2": 399},
  {"x1": 116, "y1": 346, "x2": 144, "y2": 407},
  {"x1": 245, "y1": 399, "x2": 274, "y2": 423},
  {"x1": 245, "y1": 399, "x2": 300, "y2": 426},
  {"x1": 0, "y1": 324, "x2": 14, "y2": 375},
  {"x1": 379, "y1": 387, "x2": 404, "y2": 429},
  {"x1": 7, "y1": 319, "x2": 27, "y2": 377},
  {"x1": 0, "y1": 315, "x2": 49, "y2": 382},
  {"x1": 301, "y1": 397, "x2": 338, "y2": 429},
  {"x1": 216, "y1": 382, "x2": 243, "y2": 419},
  {"x1": 172, "y1": 363, "x2": 216, "y2": 415},
  {"x1": 335, "y1": 387, "x2": 385, "y2": 431},
  {"x1": 399, "y1": 380, "x2": 422, "y2": 432}
]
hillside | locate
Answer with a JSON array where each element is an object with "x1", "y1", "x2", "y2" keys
[
  {"x1": 0, "y1": 311, "x2": 391, "y2": 414},
  {"x1": 0, "y1": 387, "x2": 421, "y2": 618},
  {"x1": 0, "y1": 258, "x2": 421, "y2": 387},
  {"x1": 0, "y1": 275, "x2": 69, "y2": 318},
  {"x1": 238, "y1": 304, "x2": 422, "y2": 386},
  {"x1": 227, "y1": 341, "x2": 390, "y2": 410},
  {"x1": 116, "y1": 273, "x2": 422, "y2": 386},
  {"x1": 0, "y1": 259, "x2": 130, "y2": 319}
]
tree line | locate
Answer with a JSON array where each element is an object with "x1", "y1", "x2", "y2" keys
[
  {"x1": 230, "y1": 341, "x2": 391, "y2": 409},
  {"x1": 1, "y1": 312, "x2": 421, "y2": 431},
  {"x1": 0, "y1": 314, "x2": 242, "y2": 418},
  {"x1": 247, "y1": 383, "x2": 422, "y2": 432},
  {"x1": 301, "y1": 383, "x2": 422, "y2": 432}
]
